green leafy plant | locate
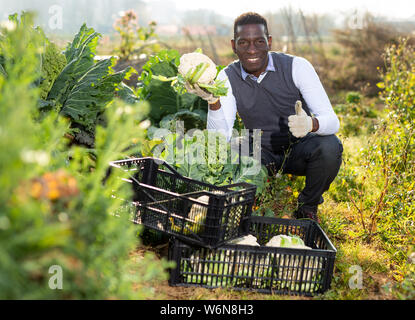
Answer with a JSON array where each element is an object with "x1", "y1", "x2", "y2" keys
[
  {"x1": 113, "y1": 10, "x2": 158, "y2": 61},
  {"x1": 37, "y1": 24, "x2": 139, "y2": 147},
  {"x1": 158, "y1": 109, "x2": 206, "y2": 133},
  {"x1": 38, "y1": 36, "x2": 67, "y2": 100},
  {"x1": 345, "y1": 38, "x2": 415, "y2": 249},
  {"x1": 328, "y1": 158, "x2": 362, "y2": 203},
  {"x1": 151, "y1": 130, "x2": 267, "y2": 193},
  {"x1": 374, "y1": 38, "x2": 415, "y2": 264},
  {"x1": 137, "y1": 49, "x2": 209, "y2": 125},
  {"x1": 252, "y1": 150, "x2": 305, "y2": 218},
  {"x1": 0, "y1": 12, "x2": 171, "y2": 300},
  {"x1": 334, "y1": 91, "x2": 377, "y2": 137}
]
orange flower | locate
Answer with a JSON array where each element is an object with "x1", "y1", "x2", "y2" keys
[
  {"x1": 56, "y1": 170, "x2": 68, "y2": 183},
  {"x1": 43, "y1": 172, "x2": 55, "y2": 181},
  {"x1": 47, "y1": 189, "x2": 60, "y2": 200},
  {"x1": 30, "y1": 181, "x2": 43, "y2": 199},
  {"x1": 26, "y1": 170, "x2": 79, "y2": 201},
  {"x1": 47, "y1": 179, "x2": 59, "y2": 190},
  {"x1": 67, "y1": 177, "x2": 77, "y2": 190}
]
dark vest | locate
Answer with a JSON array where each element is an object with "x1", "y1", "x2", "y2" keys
[{"x1": 225, "y1": 52, "x2": 310, "y2": 153}]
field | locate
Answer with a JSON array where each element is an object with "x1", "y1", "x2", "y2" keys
[{"x1": 0, "y1": 11, "x2": 414, "y2": 301}]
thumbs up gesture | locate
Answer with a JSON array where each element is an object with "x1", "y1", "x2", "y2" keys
[{"x1": 288, "y1": 100, "x2": 313, "y2": 138}]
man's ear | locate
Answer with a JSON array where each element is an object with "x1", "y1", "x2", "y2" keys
[
  {"x1": 268, "y1": 35, "x2": 272, "y2": 50},
  {"x1": 231, "y1": 39, "x2": 236, "y2": 54}
]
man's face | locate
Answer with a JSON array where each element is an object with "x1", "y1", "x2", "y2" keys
[{"x1": 231, "y1": 24, "x2": 272, "y2": 78}]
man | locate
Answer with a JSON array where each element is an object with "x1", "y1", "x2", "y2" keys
[{"x1": 186, "y1": 12, "x2": 343, "y2": 222}]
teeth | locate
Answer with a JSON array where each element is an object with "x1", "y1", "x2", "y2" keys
[{"x1": 248, "y1": 58, "x2": 259, "y2": 62}]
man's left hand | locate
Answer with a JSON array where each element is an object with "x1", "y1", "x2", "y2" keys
[{"x1": 288, "y1": 101, "x2": 313, "y2": 138}]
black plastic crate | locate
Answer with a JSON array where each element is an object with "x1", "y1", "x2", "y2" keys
[
  {"x1": 110, "y1": 157, "x2": 257, "y2": 248},
  {"x1": 168, "y1": 216, "x2": 337, "y2": 296}
]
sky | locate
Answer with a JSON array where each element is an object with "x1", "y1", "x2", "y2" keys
[{"x1": 162, "y1": 0, "x2": 415, "y2": 20}]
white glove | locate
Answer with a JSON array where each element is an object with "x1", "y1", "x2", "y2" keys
[
  {"x1": 288, "y1": 100, "x2": 313, "y2": 138},
  {"x1": 184, "y1": 82, "x2": 219, "y2": 104}
]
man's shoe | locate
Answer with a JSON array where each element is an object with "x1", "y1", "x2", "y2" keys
[{"x1": 294, "y1": 206, "x2": 320, "y2": 223}]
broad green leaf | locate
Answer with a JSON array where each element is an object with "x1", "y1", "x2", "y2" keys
[
  {"x1": 159, "y1": 110, "x2": 205, "y2": 132},
  {"x1": 64, "y1": 23, "x2": 99, "y2": 63},
  {"x1": 61, "y1": 58, "x2": 133, "y2": 131},
  {"x1": 47, "y1": 25, "x2": 99, "y2": 104},
  {"x1": 147, "y1": 80, "x2": 179, "y2": 122},
  {"x1": 139, "y1": 49, "x2": 207, "y2": 124}
]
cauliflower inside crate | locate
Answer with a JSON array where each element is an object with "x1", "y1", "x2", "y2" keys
[
  {"x1": 168, "y1": 190, "x2": 247, "y2": 240},
  {"x1": 181, "y1": 232, "x2": 326, "y2": 293},
  {"x1": 264, "y1": 235, "x2": 324, "y2": 292}
]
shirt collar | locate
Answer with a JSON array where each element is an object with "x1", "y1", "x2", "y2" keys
[{"x1": 240, "y1": 52, "x2": 275, "y2": 80}]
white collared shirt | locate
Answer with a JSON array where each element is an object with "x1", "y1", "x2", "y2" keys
[{"x1": 207, "y1": 53, "x2": 340, "y2": 141}]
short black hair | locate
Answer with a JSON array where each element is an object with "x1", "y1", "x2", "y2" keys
[{"x1": 233, "y1": 12, "x2": 269, "y2": 39}]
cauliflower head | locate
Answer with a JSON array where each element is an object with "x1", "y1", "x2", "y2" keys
[
  {"x1": 178, "y1": 52, "x2": 217, "y2": 84},
  {"x1": 228, "y1": 234, "x2": 260, "y2": 246},
  {"x1": 265, "y1": 234, "x2": 310, "y2": 249}
]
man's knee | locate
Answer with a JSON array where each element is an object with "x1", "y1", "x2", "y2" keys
[
  {"x1": 300, "y1": 135, "x2": 343, "y2": 173},
  {"x1": 316, "y1": 135, "x2": 343, "y2": 162},
  {"x1": 282, "y1": 134, "x2": 343, "y2": 176}
]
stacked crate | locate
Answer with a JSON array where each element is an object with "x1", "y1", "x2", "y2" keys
[{"x1": 110, "y1": 157, "x2": 336, "y2": 296}]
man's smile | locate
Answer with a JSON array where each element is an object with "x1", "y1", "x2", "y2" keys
[{"x1": 247, "y1": 57, "x2": 260, "y2": 63}]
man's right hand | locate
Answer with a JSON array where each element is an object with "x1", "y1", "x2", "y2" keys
[{"x1": 184, "y1": 82, "x2": 220, "y2": 105}]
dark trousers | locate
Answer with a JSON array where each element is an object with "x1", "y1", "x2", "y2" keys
[{"x1": 261, "y1": 134, "x2": 343, "y2": 211}]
